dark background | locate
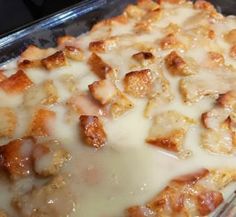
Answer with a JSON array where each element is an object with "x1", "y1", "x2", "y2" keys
[
  {"x1": 0, "y1": 0, "x2": 235, "y2": 36},
  {"x1": 0, "y1": 0, "x2": 83, "y2": 35}
]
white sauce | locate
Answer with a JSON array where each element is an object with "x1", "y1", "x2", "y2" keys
[{"x1": 0, "y1": 1, "x2": 236, "y2": 217}]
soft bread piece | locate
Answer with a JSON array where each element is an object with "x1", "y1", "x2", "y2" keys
[{"x1": 127, "y1": 168, "x2": 236, "y2": 217}]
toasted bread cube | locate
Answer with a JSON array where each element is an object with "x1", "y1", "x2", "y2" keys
[
  {"x1": 67, "y1": 93, "x2": 106, "y2": 116},
  {"x1": 137, "y1": 0, "x2": 160, "y2": 11},
  {"x1": 197, "y1": 191, "x2": 223, "y2": 216},
  {"x1": 41, "y1": 51, "x2": 67, "y2": 70},
  {"x1": 159, "y1": 33, "x2": 179, "y2": 50},
  {"x1": 19, "y1": 45, "x2": 56, "y2": 61},
  {"x1": 88, "y1": 79, "x2": 117, "y2": 105},
  {"x1": 23, "y1": 80, "x2": 58, "y2": 107},
  {"x1": 18, "y1": 45, "x2": 55, "y2": 68},
  {"x1": 201, "y1": 108, "x2": 230, "y2": 130},
  {"x1": 206, "y1": 51, "x2": 225, "y2": 68},
  {"x1": 0, "y1": 70, "x2": 6, "y2": 82},
  {"x1": 230, "y1": 45, "x2": 236, "y2": 59},
  {"x1": 134, "y1": 21, "x2": 153, "y2": 33},
  {"x1": 124, "y1": 69, "x2": 153, "y2": 98},
  {"x1": 124, "y1": 4, "x2": 145, "y2": 18},
  {"x1": 201, "y1": 128, "x2": 234, "y2": 154},
  {"x1": 132, "y1": 51, "x2": 155, "y2": 66},
  {"x1": 64, "y1": 46, "x2": 83, "y2": 61},
  {"x1": 224, "y1": 29, "x2": 236, "y2": 44},
  {"x1": 134, "y1": 10, "x2": 162, "y2": 33},
  {"x1": 217, "y1": 91, "x2": 236, "y2": 109},
  {"x1": 146, "y1": 111, "x2": 195, "y2": 152},
  {"x1": 165, "y1": 51, "x2": 197, "y2": 76},
  {"x1": 91, "y1": 15, "x2": 128, "y2": 32},
  {"x1": 27, "y1": 109, "x2": 56, "y2": 137},
  {"x1": 88, "y1": 53, "x2": 117, "y2": 79},
  {"x1": 57, "y1": 35, "x2": 79, "y2": 47},
  {"x1": 179, "y1": 69, "x2": 236, "y2": 104},
  {"x1": 18, "y1": 59, "x2": 42, "y2": 69},
  {"x1": 172, "y1": 168, "x2": 209, "y2": 184},
  {"x1": 128, "y1": 169, "x2": 232, "y2": 217},
  {"x1": 0, "y1": 138, "x2": 35, "y2": 179},
  {"x1": 89, "y1": 38, "x2": 117, "y2": 53},
  {"x1": 79, "y1": 115, "x2": 107, "y2": 148},
  {"x1": 203, "y1": 169, "x2": 236, "y2": 190},
  {"x1": 13, "y1": 176, "x2": 75, "y2": 217},
  {"x1": 33, "y1": 140, "x2": 71, "y2": 177},
  {"x1": 194, "y1": 0, "x2": 216, "y2": 12},
  {"x1": 0, "y1": 107, "x2": 17, "y2": 138},
  {"x1": 110, "y1": 91, "x2": 134, "y2": 118},
  {"x1": 0, "y1": 70, "x2": 33, "y2": 94}
]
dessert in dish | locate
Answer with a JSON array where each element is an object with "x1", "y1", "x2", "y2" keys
[{"x1": 0, "y1": 0, "x2": 236, "y2": 216}]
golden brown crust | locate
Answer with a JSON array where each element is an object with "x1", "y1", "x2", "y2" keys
[
  {"x1": 41, "y1": 51, "x2": 67, "y2": 70},
  {"x1": 124, "y1": 69, "x2": 153, "y2": 98},
  {"x1": 87, "y1": 53, "x2": 116, "y2": 79},
  {"x1": 89, "y1": 38, "x2": 117, "y2": 53},
  {"x1": 19, "y1": 45, "x2": 56, "y2": 62},
  {"x1": 0, "y1": 70, "x2": 6, "y2": 83},
  {"x1": 146, "y1": 111, "x2": 195, "y2": 153},
  {"x1": 27, "y1": 109, "x2": 56, "y2": 137},
  {"x1": 88, "y1": 79, "x2": 117, "y2": 105},
  {"x1": 194, "y1": 0, "x2": 216, "y2": 12},
  {"x1": 159, "y1": 33, "x2": 179, "y2": 50},
  {"x1": 206, "y1": 51, "x2": 225, "y2": 68},
  {"x1": 18, "y1": 59, "x2": 42, "y2": 69},
  {"x1": 0, "y1": 138, "x2": 35, "y2": 179},
  {"x1": 217, "y1": 91, "x2": 236, "y2": 109},
  {"x1": 64, "y1": 46, "x2": 83, "y2": 61},
  {"x1": 0, "y1": 70, "x2": 33, "y2": 94},
  {"x1": 134, "y1": 9, "x2": 163, "y2": 33},
  {"x1": 124, "y1": 4, "x2": 145, "y2": 19},
  {"x1": 132, "y1": 51, "x2": 155, "y2": 66},
  {"x1": 224, "y1": 29, "x2": 236, "y2": 45},
  {"x1": 57, "y1": 35, "x2": 78, "y2": 47},
  {"x1": 165, "y1": 51, "x2": 197, "y2": 76},
  {"x1": 147, "y1": 129, "x2": 185, "y2": 152},
  {"x1": 79, "y1": 115, "x2": 107, "y2": 148},
  {"x1": 201, "y1": 91, "x2": 236, "y2": 154},
  {"x1": 126, "y1": 206, "x2": 150, "y2": 217},
  {"x1": 197, "y1": 191, "x2": 223, "y2": 215},
  {"x1": 0, "y1": 107, "x2": 17, "y2": 138},
  {"x1": 172, "y1": 168, "x2": 209, "y2": 184},
  {"x1": 230, "y1": 44, "x2": 236, "y2": 59},
  {"x1": 127, "y1": 168, "x2": 233, "y2": 217},
  {"x1": 137, "y1": 0, "x2": 160, "y2": 11}
]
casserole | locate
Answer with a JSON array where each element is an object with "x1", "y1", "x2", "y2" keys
[{"x1": 0, "y1": 0, "x2": 236, "y2": 217}]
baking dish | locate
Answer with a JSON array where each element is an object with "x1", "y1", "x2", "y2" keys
[
  {"x1": 0, "y1": 0, "x2": 137, "y2": 65},
  {"x1": 0, "y1": 0, "x2": 236, "y2": 216},
  {"x1": 1, "y1": 0, "x2": 236, "y2": 65}
]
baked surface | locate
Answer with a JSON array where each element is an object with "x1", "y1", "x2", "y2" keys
[{"x1": 0, "y1": 0, "x2": 236, "y2": 216}]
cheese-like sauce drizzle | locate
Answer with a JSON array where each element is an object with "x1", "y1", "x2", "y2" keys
[{"x1": 0, "y1": 1, "x2": 236, "y2": 217}]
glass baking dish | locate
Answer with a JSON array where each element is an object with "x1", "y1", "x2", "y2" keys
[
  {"x1": 0, "y1": 0, "x2": 236, "y2": 216},
  {"x1": 0, "y1": 0, "x2": 235, "y2": 65}
]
